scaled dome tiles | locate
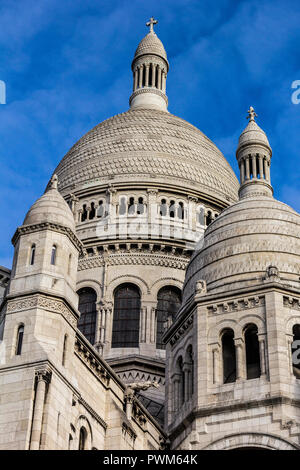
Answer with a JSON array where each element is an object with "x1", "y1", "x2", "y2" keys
[
  {"x1": 183, "y1": 195, "x2": 300, "y2": 302},
  {"x1": 52, "y1": 108, "x2": 239, "y2": 204}
]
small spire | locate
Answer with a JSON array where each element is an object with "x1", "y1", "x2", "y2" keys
[
  {"x1": 50, "y1": 174, "x2": 58, "y2": 190},
  {"x1": 146, "y1": 17, "x2": 158, "y2": 33},
  {"x1": 247, "y1": 106, "x2": 258, "y2": 122}
]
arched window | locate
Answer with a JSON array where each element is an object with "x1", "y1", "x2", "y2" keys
[
  {"x1": 81, "y1": 205, "x2": 88, "y2": 222},
  {"x1": 137, "y1": 197, "x2": 144, "y2": 215},
  {"x1": 128, "y1": 197, "x2": 135, "y2": 215},
  {"x1": 222, "y1": 329, "x2": 236, "y2": 383},
  {"x1": 178, "y1": 202, "x2": 184, "y2": 220},
  {"x1": 292, "y1": 324, "x2": 300, "y2": 378},
  {"x1": 169, "y1": 201, "x2": 175, "y2": 218},
  {"x1": 199, "y1": 207, "x2": 205, "y2": 225},
  {"x1": 186, "y1": 345, "x2": 194, "y2": 399},
  {"x1": 97, "y1": 200, "x2": 104, "y2": 218},
  {"x1": 156, "y1": 286, "x2": 181, "y2": 350},
  {"x1": 89, "y1": 202, "x2": 96, "y2": 220},
  {"x1": 160, "y1": 199, "x2": 167, "y2": 216},
  {"x1": 78, "y1": 426, "x2": 87, "y2": 450},
  {"x1": 244, "y1": 324, "x2": 260, "y2": 379},
  {"x1": 119, "y1": 197, "x2": 127, "y2": 216},
  {"x1": 51, "y1": 245, "x2": 57, "y2": 265},
  {"x1": 112, "y1": 284, "x2": 140, "y2": 348},
  {"x1": 30, "y1": 244, "x2": 35, "y2": 265},
  {"x1": 205, "y1": 211, "x2": 212, "y2": 226},
  {"x1": 178, "y1": 356, "x2": 184, "y2": 405},
  {"x1": 16, "y1": 324, "x2": 24, "y2": 355},
  {"x1": 62, "y1": 334, "x2": 68, "y2": 366},
  {"x1": 77, "y1": 288, "x2": 97, "y2": 345}
]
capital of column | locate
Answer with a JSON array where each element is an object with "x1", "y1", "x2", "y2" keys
[{"x1": 35, "y1": 366, "x2": 52, "y2": 384}]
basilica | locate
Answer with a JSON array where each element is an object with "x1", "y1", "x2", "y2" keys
[{"x1": 0, "y1": 19, "x2": 300, "y2": 451}]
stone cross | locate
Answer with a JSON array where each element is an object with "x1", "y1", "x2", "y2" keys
[
  {"x1": 146, "y1": 17, "x2": 158, "y2": 33},
  {"x1": 50, "y1": 174, "x2": 58, "y2": 190},
  {"x1": 247, "y1": 106, "x2": 257, "y2": 122}
]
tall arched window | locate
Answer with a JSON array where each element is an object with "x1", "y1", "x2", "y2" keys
[
  {"x1": 16, "y1": 324, "x2": 24, "y2": 356},
  {"x1": 112, "y1": 284, "x2": 140, "y2": 348},
  {"x1": 51, "y1": 245, "x2": 57, "y2": 265},
  {"x1": 292, "y1": 324, "x2": 300, "y2": 378},
  {"x1": 156, "y1": 286, "x2": 181, "y2": 350},
  {"x1": 222, "y1": 329, "x2": 236, "y2": 383},
  {"x1": 244, "y1": 324, "x2": 260, "y2": 379},
  {"x1": 62, "y1": 334, "x2": 68, "y2": 366},
  {"x1": 77, "y1": 288, "x2": 97, "y2": 344},
  {"x1": 30, "y1": 244, "x2": 35, "y2": 265},
  {"x1": 78, "y1": 427, "x2": 87, "y2": 450}
]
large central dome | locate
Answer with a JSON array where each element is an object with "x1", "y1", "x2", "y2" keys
[{"x1": 53, "y1": 108, "x2": 238, "y2": 203}]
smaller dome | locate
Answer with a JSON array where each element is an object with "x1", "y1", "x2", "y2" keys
[
  {"x1": 237, "y1": 119, "x2": 271, "y2": 151},
  {"x1": 23, "y1": 175, "x2": 75, "y2": 231},
  {"x1": 134, "y1": 32, "x2": 167, "y2": 61}
]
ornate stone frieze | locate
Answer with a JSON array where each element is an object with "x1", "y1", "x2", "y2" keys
[
  {"x1": 78, "y1": 252, "x2": 189, "y2": 271},
  {"x1": 207, "y1": 295, "x2": 265, "y2": 315},
  {"x1": 12, "y1": 222, "x2": 82, "y2": 251},
  {"x1": 6, "y1": 294, "x2": 78, "y2": 327}
]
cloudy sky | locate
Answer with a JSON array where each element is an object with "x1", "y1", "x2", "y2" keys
[{"x1": 0, "y1": 0, "x2": 299, "y2": 268}]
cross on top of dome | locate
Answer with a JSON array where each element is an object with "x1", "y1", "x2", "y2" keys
[
  {"x1": 247, "y1": 106, "x2": 258, "y2": 122},
  {"x1": 146, "y1": 17, "x2": 158, "y2": 33}
]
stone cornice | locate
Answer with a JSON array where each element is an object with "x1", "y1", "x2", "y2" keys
[
  {"x1": 12, "y1": 222, "x2": 83, "y2": 252},
  {"x1": 168, "y1": 395, "x2": 300, "y2": 442},
  {"x1": 78, "y1": 396, "x2": 108, "y2": 430}
]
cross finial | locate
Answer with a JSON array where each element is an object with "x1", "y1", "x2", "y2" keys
[
  {"x1": 247, "y1": 106, "x2": 258, "y2": 122},
  {"x1": 146, "y1": 17, "x2": 158, "y2": 33}
]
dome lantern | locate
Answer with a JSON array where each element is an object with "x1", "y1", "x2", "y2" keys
[
  {"x1": 129, "y1": 18, "x2": 169, "y2": 111},
  {"x1": 236, "y1": 107, "x2": 273, "y2": 199}
]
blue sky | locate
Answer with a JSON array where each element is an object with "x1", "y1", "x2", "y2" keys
[{"x1": 0, "y1": 0, "x2": 299, "y2": 268}]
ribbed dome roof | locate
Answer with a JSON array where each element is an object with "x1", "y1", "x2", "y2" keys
[
  {"x1": 134, "y1": 31, "x2": 167, "y2": 61},
  {"x1": 237, "y1": 119, "x2": 271, "y2": 150},
  {"x1": 52, "y1": 108, "x2": 239, "y2": 203},
  {"x1": 23, "y1": 182, "x2": 75, "y2": 231},
  {"x1": 182, "y1": 194, "x2": 300, "y2": 302}
]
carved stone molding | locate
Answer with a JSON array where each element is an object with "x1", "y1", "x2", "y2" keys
[
  {"x1": 75, "y1": 337, "x2": 111, "y2": 387},
  {"x1": 207, "y1": 295, "x2": 265, "y2": 315},
  {"x1": 170, "y1": 314, "x2": 193, "y2": 346},
  {"x1": 78, "y1": 396, "x2": 107, "y2": 430},
  {"x1": 35, "y1": 365, "x2": 52, "y2": 384},
  {"x1": 12, "y1": 222, "x2": 82, "y2": 251},
  {"x1": 283, "y1": 296, "x2": 300, "y2": 310},
  {"x1": 6, "y1": 294, "x2": 78, "y2": 327}
]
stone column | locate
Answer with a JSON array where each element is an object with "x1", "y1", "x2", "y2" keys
[
  {"x1": 183, "y1": 364, "x2": 190, "y2": 402},
  {"x1": 138, "y1": 65, "x2": 143, "y2": 89},
  {"x1": 234, "y1": 338, "x2": 245, "y2": 381},
  {"x1": 287, "y1": 334, "x2": 294, "y2": 376},
  {"x1": 140, "y1": 306, "x2": 147, "y2": 343},
  {"x1": 258, "y1": 334, "x2": 267, "y2": 377},
  {"x1": 145, "y1": 64, "x2": 150, "y2": 87},
  {"x1": 151, "y1": 63, "x2": 156, "y2": 87},
  {"x1": 212, "y1": 345, "x2": 220, "y2": 384},
  {"x1": 266, "y1": 160, "x2": 271, "y2": 182},
  {"x1": 157, "y1": 67, "x2": 162, "y2": 90},
  {"x1": 258, "y1": 155, "x2": 264, "y2": 179},
  {"x1": 161, "y1": 71, "x2": 166, "y2": 93},
  {"x1": 252, "y1": 154, "x2": 257, "y2": 178},
  {"x1": 30, "y1": 367, "x2": 52, "y2": 450},
  {"x1": 134, "y1": 68, "x2": 138, "y2": 91},
  {"x1": 240, "y1": 159, "x2": 245, "y2": 183},
  {"x1": 245, "y1": 157, "x2": 250, "y2": 180}
]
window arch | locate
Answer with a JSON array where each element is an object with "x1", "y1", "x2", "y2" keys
[
  {"x1": 30, "y1": 244, "x2": 35, "y2": 265},
  {"x1": 62, "y1": 334, "x2": 68, "y2": 366},
  {"x1": 111, "y1": 283, "x2": 140, "y2": 348},
  {"x1": 292, "y1": 324, "x2": 300, "y2": 378},
  {"x1": 51, "y1": 245, "x2": 57, "y2": 265},
  {"x1": 244, "y1": 324, "x2": 260, "y2": 379},
  {"x1": 16, "y1": 324, "x2": 24, "y2": 355},
  {"x1": 78, "y1": 426, "x2": 87, "y2": 450},
  {"x1": 156, "y1": 286, "x2": 181, "y2": 350},
  {"x1": 222, "y1": 329, "x2": 236, "y2": 383},
  {"x1": 77, "y1": 288, "x2": 97, "y2": 345}
]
